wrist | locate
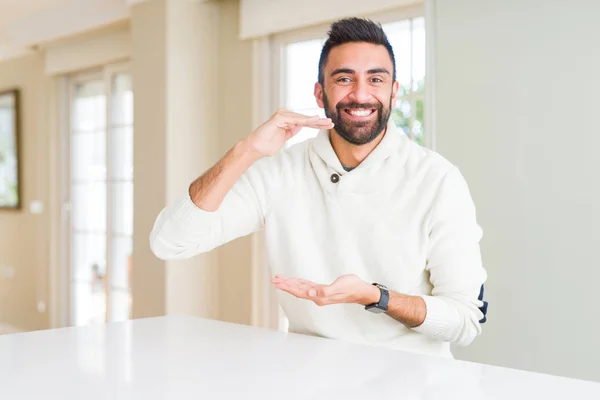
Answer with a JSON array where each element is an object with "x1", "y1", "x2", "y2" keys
[
  {"x1": 359, "y1": 283, "x2": 382, "y2": 306},
  {"x1": 235, "y1": 139, "x2": 263, "y2": 164}
]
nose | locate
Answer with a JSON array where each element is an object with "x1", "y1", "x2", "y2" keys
[{"x1": 348, "y1": 79, "x2": 373, "y2": 104}]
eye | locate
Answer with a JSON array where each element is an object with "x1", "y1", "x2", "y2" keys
[
  {"x1": 371, "y1": 77, "x2": 384, "y2": 83},
  {"x1": 336, "y1": 77, "x2": 352, "y2": 83}
]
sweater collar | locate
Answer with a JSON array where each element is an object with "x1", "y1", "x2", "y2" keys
[{"x1": 310, "y1": 119, "x2": 404, "y2": 173}]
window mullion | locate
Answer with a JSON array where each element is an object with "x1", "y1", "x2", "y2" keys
[{"x1": 104, "y1": 68, "x2": 112, "y2": 324}]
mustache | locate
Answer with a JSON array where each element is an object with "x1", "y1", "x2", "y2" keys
[{"x1": 336, "y1": 102, "x2": 382, "y2": 110}]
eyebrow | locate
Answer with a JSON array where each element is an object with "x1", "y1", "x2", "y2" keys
[
  {"x1": 330, "y1": 67, "x2": 391, "y2": 77},
  {"x1": 367, "y1": 68, "x2": 391, "y2": 75}
]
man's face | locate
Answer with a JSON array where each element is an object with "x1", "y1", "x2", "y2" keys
[{"x1": 314, "y1": 42, "x2": 399, "y2": 145}]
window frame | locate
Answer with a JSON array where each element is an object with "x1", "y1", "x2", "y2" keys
[{"x1": 59, "y1": 61, "x2": 133, "y2": 327}]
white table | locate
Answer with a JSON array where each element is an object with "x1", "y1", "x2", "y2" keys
[{"x1": 1, "y1": 316, "x2": 598, "y2": 399}]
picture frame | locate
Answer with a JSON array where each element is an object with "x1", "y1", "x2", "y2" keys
[{"x1": 0, "y1": 88, "x2": 21, "y2": 210}]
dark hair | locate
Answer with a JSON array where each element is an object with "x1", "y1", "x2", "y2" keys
[{"x1": 318, "y1": 17, "x2": 396, "y2": 85}]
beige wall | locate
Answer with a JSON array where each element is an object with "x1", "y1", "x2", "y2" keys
[
  {"x1": 130, "y1": 0, "x2": 168, "y2": 319},
  {"x1": 164, "y1": 0, "x2": 221, "y2": 319},
  {"x1": 0, "y1": 0, "x2": 256, "y2": 332},
  {"x1": 131, "y1": 0, "x2": 253, "y2": 322},
  {"x1": 131, "y1": 0, "x2": 255, "y2": 324},
  {"x1": 0, "y1": 53, "x2": 51, "y2": 332},
  {"x1": 217, "y1": 0, "x2": 255, "y2": 326}
]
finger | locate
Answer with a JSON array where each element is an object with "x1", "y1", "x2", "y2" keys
[
  {"x1": 273, "y1": 280, "x2": 316, "y2": 299},
  {"x1": 273, "y1": 281, "x2": 308, "y2": 299},
  {"x1": 287, "y1": 280, "x2": 314, "y2": 292},
  {"x1": 288, "y1": 118, "x2": 334, "y2": 128},
  {"x1": 272, "y1": 275, "x2": 317, "y2": 286},
  {"x1": 310, "y1": 121, "x2": 335, "y2": 129},
  {"x1": 295, "y1": 277, "x2": 318, "y2": 286},
  {"x1": 271, "y1": 275, "x2": 298, "y2": 285},
  {"x1": 277, "y1": 109, "x2": 322, "y2": 120},
  {"x1": 272, "y1": 276, "x2": 298, "y2": 285},
  {"x1": 276, "y1": 113, "x2": 332, "y2": 128},
  {"x1": 280, "y1": 122, "x2": 335, "y2": 135},
  {"x1": 278, "y1": 122, "x2": 333, "y2": 133}
]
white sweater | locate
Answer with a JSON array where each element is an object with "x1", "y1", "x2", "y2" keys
[{"x1": 150, "y1": 121, "x2": 487, "y2": 358}]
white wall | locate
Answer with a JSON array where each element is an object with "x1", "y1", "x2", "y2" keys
[{"x1": 433, "y1": 0, "x2": 600, "y2": 382}]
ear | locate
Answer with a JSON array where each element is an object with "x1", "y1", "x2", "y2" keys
[
  {"x1": 314, "y1": 82, "x2": 325, "y2": 108},
  {"x1": 391, "y1": 80, "x2": 399, "y2": 108}
]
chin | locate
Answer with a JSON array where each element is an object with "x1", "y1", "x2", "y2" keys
[{"x1": 338, "y1": 129, "x2": 383, "y2": 146}]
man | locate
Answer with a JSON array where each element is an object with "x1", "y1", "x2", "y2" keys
[{"x1": 150, "y1": 17, "x2": 487, "y2": 358}]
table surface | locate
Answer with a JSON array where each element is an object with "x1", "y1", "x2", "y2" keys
[{"x1": 1, "y1": 316, "x2": 598, "y2": 399}]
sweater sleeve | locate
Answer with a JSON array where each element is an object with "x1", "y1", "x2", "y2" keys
[
  {"x1": 149, "y1": 156, "x2": 281, "y2": 260},
  {"x1": 411, "y1": 166, "x2": 487, "y2": 346}
]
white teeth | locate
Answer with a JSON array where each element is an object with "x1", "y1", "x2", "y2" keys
[{"x1": 348, "y1": 109, "x2": 372, "y2": 117}]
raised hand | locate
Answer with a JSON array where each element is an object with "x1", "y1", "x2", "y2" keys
[
  {"x1": 271, "y1": 274, "x2": 380, "y2": 307},
  {"x1": 246, "y1": 109, "x2": 334, "y2": 157}
]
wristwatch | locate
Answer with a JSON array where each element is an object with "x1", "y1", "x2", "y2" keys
[{"x1": 365, "y1": 283, "x2": 389, "y2": 314}]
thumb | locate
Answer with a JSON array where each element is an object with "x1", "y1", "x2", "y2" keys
[
  {"x1": 288, "y1": 125, "x2": 303, "y2": 138},
  {"x1": 310, "y1": 285, "x2": 331, "y2": 298}
]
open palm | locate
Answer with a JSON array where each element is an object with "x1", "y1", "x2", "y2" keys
[{"x1": 271, "y1": 274, "x2": 377, "y2": 306}]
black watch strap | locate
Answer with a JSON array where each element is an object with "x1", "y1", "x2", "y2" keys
[{"x1": 365, "y1": 283, "x2": 389, "y2": 314}]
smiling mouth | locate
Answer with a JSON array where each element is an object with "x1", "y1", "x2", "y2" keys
[{"x1": 344, "y1": 108, "x2": 376, "y2": 117}]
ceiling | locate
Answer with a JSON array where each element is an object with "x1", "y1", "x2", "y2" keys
[
  {"x1": 0, "y1": 0, "x2": 141, "y2": 61},
  {"x1": 0, "y1": 0, "x2": 73, "y2": 25}
]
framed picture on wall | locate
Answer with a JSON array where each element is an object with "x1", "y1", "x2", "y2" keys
[{"x1": 0, "y1": 88, "x2": 21, "y2": 210}]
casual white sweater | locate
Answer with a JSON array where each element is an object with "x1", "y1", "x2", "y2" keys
[{"x1": 150, "y1": 120, "x2": 487, "y2": 358}]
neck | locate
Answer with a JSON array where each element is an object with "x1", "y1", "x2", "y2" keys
[{"x1": 329, "y1": 128, "x2": 386, "y2": 168}]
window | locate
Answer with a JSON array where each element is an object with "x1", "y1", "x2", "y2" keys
[
  {"x1": 66, "y1": 65, "x2": 133, "y2": 326},
  {"x1": 277, "y1": 15, "x2": 426, "y2": 148},
  {"x1": 270, "y1": 10, "x2": 426, "y2": 332}
]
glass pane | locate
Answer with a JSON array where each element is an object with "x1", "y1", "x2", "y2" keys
[
  {"x1": 109, "y1": 289, "x2": 131, "y2": 322},
  {"x1": 72, "y1": 80, "x2": 106, "y2": 132},
  {"x1": 71, "y1": 131, "x2": 106, "y2": 181},
  {"x1": 71, "y1": 182, "x2": 107, "y2": 232},
  {"x1": 382, "y1": 20, "x2": 412, "y2": 96},
  {"x1": 0, "y1": 94, "x2": 18, "y2": 207},
  {"x1": 110, "y1": 127, "x2": 133, "y2": 180},
  {"x1": 110, "y1": 74, "x2": 133, "y2": 126},
  {"x1": 391, "y1": 99, "x2": 411, "y2": 136},
  {"x1": 110, "y1": 236, "x2": 132, "y2": 292},
  {"x1": 414, "y1": 97, "x2": 424, "y2": 145},
  {"x1": 111, "y1": 181, "x2": 133, "y2": 236},
  {"x1": 0, "y1": 92, "x2": 14, "y2": 107},
  {"x1": 72, "y1": 282, "x2": 106, "y2": 326},
  {"x1": 109, "y1": 127, "x2": 133, "y2": 180},
  {"x1": 412, "y1": 17, "x2": 426, "y2": 93},
  {"x1": 285, "y1": 38, "x2": 325, "y2": 110},
  {"x1": 71, "y1": 232, "x2": 106, "y2": 283},
  {"x1": 70, "y1": 77, "x2": 108, "y2": 328}
]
